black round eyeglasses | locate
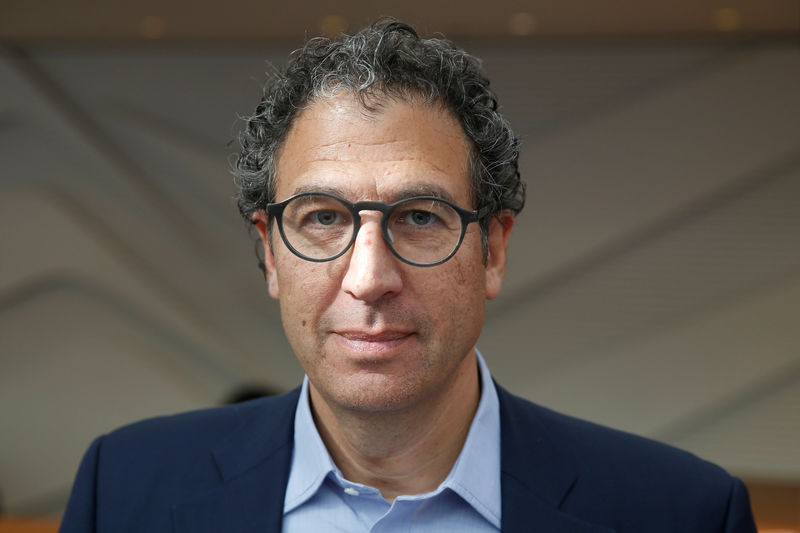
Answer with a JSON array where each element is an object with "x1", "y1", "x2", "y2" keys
[{"x1": 266, "y1": 192, "x2": 479, "y2": 267}]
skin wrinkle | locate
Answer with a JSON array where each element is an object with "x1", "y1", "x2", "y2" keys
[
  {"x1": 280, "y1": 113, "x2": 468, "y2": 203},
  {"x1": 307, "y1": 155, "x2": 418, "y2": 161},
  {"x1": 288, "y1": 183, "x2": 460, "y2": 205},
  {"x1": 299, "y1": 101, "x2": 460, "y2": 169},
  {"x1": 315, "y1": 138, "x2": 408, "y2": 151}
]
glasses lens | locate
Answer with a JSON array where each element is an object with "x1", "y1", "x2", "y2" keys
[
  {"x1": 388, "y1": 198, "x2": 463, "y2": 265},
  {"x1": 281, "y1": 194, "x2": 354, "y2": 260}
]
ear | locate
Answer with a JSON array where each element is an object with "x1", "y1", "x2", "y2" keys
[
  {"x1": 485, "y1": 212, "x2": 514, "y2": 300},
  {"x1": 251, "y1": 210, "x2": 280, "y2": 300}
]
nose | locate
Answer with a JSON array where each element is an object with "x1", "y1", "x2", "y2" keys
[{"x1": 341, "y1": 215, "x2": 403, "y2": 303}]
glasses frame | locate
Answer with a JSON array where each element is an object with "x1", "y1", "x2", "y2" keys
[{"x1": 266, "y1": 191, "x2": 480, "y2": 267}]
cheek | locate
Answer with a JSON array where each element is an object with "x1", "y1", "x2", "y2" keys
[
  {"x1": 451, "y1": 241, "x2": 487, "y2": 292},
  {"x1": 447, "y1": 250, "x2": 488, "y2": 323},
  {"x1": 277, "y1": 260, "x2": 338, "y2": 326},
  {"x1": 451, "y1": 256, "x2": 473, "y2": 287},
  {"x1": 425, "y1": 257, "x2": 486, "y2": 320}
]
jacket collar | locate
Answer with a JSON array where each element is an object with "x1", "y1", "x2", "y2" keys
[
  {"x1": 211, "y1": 388, "x2": 300, "y2": 482},
  {"x1": 171, "y1": 389, "x2": 300, "y2": 533},
  {"x1": 497, "y1": 384, "x2": 615, "y2": 533}
]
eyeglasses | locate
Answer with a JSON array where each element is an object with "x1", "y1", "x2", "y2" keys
[{"x1": 266, "y1": 192, "x2": 479, "y2": 267}]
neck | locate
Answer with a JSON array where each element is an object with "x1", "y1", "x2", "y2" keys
[{"x1": 309, "y1": 351, "x2": 481, "y2": 502}]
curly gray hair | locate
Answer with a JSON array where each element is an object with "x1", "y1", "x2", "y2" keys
[{"x1": 234, "y1": 19, "x2": 524, "y2": 264}]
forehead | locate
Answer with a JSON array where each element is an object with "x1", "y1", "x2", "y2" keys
[{"x1": 274, "y1": 94, "x2": 473, "y2": 204}]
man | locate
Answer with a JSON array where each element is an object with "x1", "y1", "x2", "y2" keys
[{"x1": 60, "y1": 20, "x2": 756, "y2": 532}]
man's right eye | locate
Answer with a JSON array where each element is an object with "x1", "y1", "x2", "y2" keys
[
  {"x1": 302, "y1": 209, "x2": 348, "y2": 227},
  {"x1": 313, "y1": 210, "x2": 338, "y2": 225}
]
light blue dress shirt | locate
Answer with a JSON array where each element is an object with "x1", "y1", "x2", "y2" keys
[{"x1": 282, "y1": 349, "x2": 501, "y2": 532}]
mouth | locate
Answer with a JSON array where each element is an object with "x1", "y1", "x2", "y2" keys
[{"x1": 332, "y1": 330, "x2": 415, "y2": 354}]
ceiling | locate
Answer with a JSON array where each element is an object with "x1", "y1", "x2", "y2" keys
[{"x1": 2, "y1": 0, "x2": 799, "y2": 43}]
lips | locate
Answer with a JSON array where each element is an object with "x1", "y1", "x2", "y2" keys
[{"x1": 332, "y1": 330, "x2": 414, "y2": 354}]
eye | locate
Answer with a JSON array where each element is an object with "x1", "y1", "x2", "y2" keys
[
  {"x1": 408, "y1": 210, "x2": 435, "y2": 226},
  {"x1": 313, "y1": 210, "x2": 338, "y2": 226}
]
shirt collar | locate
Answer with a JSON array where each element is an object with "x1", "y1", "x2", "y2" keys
[
  {"x1": 283, "y1": 349, "x2": 501, "y2": 528},
  {"x1": 439, "y1": 348, "x2": 501, "y2": 527},
  {"x1": 283, "y1": 375, "x2": 337, "y2": 513}
]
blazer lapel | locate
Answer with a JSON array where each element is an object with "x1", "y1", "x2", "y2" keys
[
  {"x1": 502, "y1": 474, "x2": 615, "y2": 533},
  {"x1": 497, "y1": 385, "x2": 615, "y2": 533},
  {"x1": 172, "y1": 389, "x2": 300, "y2": 533}
]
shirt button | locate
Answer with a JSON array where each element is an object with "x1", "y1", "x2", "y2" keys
[{"x1": 343, "y1": 487, "x2": 360, "y2": 496}]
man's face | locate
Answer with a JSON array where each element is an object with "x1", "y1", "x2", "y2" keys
[{"x1": 254, "y1": 94, "x2": 512, "y2": 414}]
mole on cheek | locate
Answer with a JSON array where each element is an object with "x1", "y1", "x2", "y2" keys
[{"x1": 302, "y1": 320, "x2": 307, "y2": 327}]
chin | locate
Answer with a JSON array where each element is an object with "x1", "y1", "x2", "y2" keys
[{"x1": 327, "y1": 375, "x2": 425, "y2": 413}]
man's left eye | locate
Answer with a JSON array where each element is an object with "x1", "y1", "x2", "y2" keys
[{"x1": 408, "y1": 211, "x2": 434, "y2": 225}]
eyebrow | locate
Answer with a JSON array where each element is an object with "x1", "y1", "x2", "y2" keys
[{"x1": 290, "y1": 183, "x2": 458, "y2": 204}]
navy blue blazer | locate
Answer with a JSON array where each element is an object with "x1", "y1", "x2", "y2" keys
[{"x1": 60, "y1": 384, "x2": 756, "y2": 532}]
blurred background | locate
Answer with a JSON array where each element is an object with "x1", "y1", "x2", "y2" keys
[{"x1": 1, "y1": 0, "x2": 799, "y2": 530}]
